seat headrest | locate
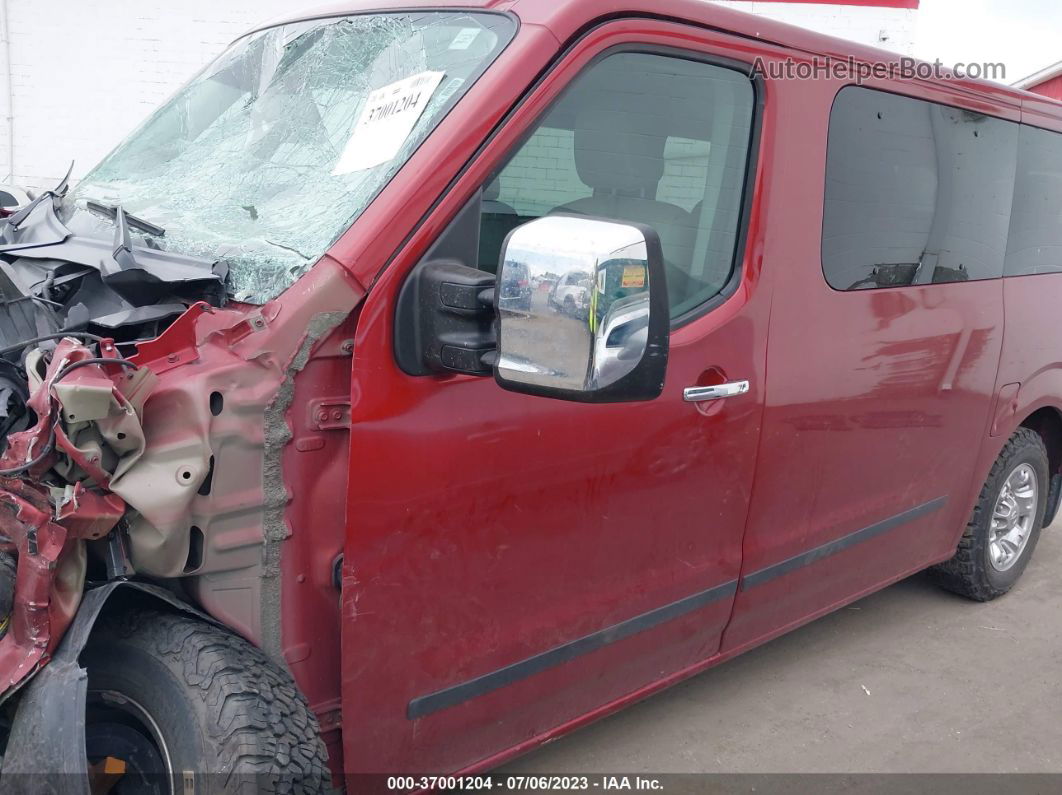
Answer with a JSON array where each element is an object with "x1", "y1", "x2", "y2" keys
[{"x1": 573, "y1": 106, "x2": 666, "y2": 197}]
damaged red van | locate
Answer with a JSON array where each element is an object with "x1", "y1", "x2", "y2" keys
[{"x1": 0, "y1": 0, "x2": 1060, "y2": 789}]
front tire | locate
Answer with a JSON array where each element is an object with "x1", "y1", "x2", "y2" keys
[
  {"x1": 82, "y1": 610, "x2": 329, "y2": 794},
  {"x1": 931, "y1": 427, "x2": 1050, "y2": 601}
]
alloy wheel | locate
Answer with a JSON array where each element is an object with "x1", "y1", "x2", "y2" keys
[{"x1": 988, "y1": 463, "x2": 1039, "y2": 572}]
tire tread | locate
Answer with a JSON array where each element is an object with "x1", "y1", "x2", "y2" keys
[
  {"x1": 930, "y1": 427, "x2": 1048, "y2": 601},
  {"x1": 92, "y1": 609, "x2": 329, "y2": 794}
]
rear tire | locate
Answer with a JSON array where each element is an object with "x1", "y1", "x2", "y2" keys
[
  {"x1": 82, "y1": 609, "x2": 329, "y2": 794},
  {"x1": 930, "y1": 427, "x2": 1049, "y2": 601}
]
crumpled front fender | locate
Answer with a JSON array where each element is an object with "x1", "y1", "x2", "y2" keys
[{"x1": 0, "y1": 581, "x2": 220, "y2": 793}]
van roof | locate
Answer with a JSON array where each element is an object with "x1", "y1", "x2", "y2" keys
[{"x1": 246, "y1": 0, "x2": 1062, "y2": 122}]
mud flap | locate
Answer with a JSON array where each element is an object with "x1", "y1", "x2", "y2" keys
[
  {"x1": 1, "y1": 581, "x2": 220, "y2": 793},
  {"x1": 2, "y1": 650, "x2": 88, "y2": 793}
]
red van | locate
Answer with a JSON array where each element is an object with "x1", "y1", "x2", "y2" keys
[{"x1": 0, "y1": 0, "x2": 1059, "y2": 788}]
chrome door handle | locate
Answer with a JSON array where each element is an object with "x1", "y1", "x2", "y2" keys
[{"x1": 683, "y1": 380, "x2": 750, "y2": 402}]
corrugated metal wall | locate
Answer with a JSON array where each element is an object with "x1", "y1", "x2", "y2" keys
[{"x1": 1028, "y1": 74, "x2": 1062, "y2": 101}]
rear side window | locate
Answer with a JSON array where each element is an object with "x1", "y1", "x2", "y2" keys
[
  {"x1": 478, "y1": 52, "x2": 756, "y2": 319},
  {"x1": 822, "y1": 87, "x2": 1018, "y2": 290},
  {"x1": 1006, "y1": 125, "x2": 1062, "y2": 276}
]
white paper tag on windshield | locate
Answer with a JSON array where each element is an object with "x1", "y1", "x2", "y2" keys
[
  {"x1": 332, "y1": 70, "x2": 445, "y2": 175},
  {"x1": 449, "y1": 28, "x2": 480, "y2": 50}
]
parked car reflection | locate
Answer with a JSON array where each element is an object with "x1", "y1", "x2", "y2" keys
[{"x1": 547, "y1": 271, "x2": 592, "y2": 320}]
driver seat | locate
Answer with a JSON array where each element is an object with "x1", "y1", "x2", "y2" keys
[{"x1": 553, "y1": 106, "x2": 698, "y2": 306}]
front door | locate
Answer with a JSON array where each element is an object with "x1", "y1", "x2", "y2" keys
[{"x1": 342, "y1": 24, "x2": 772, "y2": 773}]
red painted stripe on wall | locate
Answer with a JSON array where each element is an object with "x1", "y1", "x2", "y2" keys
[
  {"x1": 717, "y1": 0, "x2": 919, "y2": 8},
  {"x1": 1029, "y1": 74, "x2": 1062, "y2": 102}
]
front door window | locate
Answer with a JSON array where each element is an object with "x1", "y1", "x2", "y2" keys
[{"x1": 476, "y1": 51, "x2": 755, "y2": 319}]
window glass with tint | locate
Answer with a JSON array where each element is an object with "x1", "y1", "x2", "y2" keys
[
  {"x1": 1006, "y1": 125, "x2": 1062, "y2": 276},
  {"x1": 823, "y1": 87, "x2": 1018, "y2": 290},
  {"x1": 477, "y1": 52, "x2": 755, "y2": 319}
]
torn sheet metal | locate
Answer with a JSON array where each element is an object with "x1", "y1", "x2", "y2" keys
[
  {"x1": 0, "y1": 339, "x2": 147, "y2": 697},
  {"x1": 0, "y1": 248, "x2": 361, "y2": 763}
]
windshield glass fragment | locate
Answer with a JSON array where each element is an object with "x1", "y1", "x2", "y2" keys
[{"x1": 71, "y1": 12, "x2": 515, "y2": 304}]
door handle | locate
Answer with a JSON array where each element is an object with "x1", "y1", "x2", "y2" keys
[{"x1": 683, "y1": 380, "x2": 750, "y2": 403}]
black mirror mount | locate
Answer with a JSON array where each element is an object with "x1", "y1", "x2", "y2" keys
[{"x1": 394, "y1": 259, "x2": 496, "y2": 376}]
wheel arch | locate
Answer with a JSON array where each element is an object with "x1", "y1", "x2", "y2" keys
[
  {"x1": 1, "y1": 582, "x2": 222, "y2": 784},
  {"x1": 944, "y1": 399, "x2": 1062, "y2": 563},
  {"x1": 1018, "y1": 405, "x2": 1062, "y2": 473},
  {"x1": 1018, "y1": 405, "x2": 1062, "y2": 526}
]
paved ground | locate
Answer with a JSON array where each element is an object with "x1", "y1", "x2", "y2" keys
[{"x1": 503, "y1": 521, "x2": 1062, "y2": 774}]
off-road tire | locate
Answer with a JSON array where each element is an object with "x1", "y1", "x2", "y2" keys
[
  {"x1": 930, "y1": 427, "x2": 1049, "y2": 601},
  {"x1": 82, "y1": 609, "x2": 330, "y2": 794}
]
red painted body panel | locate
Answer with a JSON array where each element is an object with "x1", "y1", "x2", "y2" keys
[
  {"x1": 993, "y1": 275, "x2": 1062, "y2": 443},
  {"x1": 310, "y1": 0, "x2": 1062, "y2": 777},
  {"x1": 8, "y1": 0, "x2": 1062, "y2": 781},
  {"x1": 715, "y1": 0, "x2": 919, "y2": 6},
  {"x1": 340, "y1": 20, "x2": 780, "y2": 773},
  {"x1": 85, "y1": 0, "x2": 1055, "y2": 779},
  {"x1": 720, "y1": 72, "x2": 1010, "y2": 649},
  {"x1": 1021, "y1": 92, "x2": 1062, "y2": 133},
  {"x1": 279, "y1": 313, "x2": 361, "y2": 771}
]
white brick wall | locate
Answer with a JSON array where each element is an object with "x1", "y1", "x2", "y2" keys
[
  {"x1": 0, "y1": 1, "x2": 293, "y2": 190},
  {"x1": 0, "y1": 1, "x2": 917, "y2": 192}
]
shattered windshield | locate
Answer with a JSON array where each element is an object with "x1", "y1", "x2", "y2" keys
[{"x1": 70, "y1": 12, "x2": 514, "y2": 304}]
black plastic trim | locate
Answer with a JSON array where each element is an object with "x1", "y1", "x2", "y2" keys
[
  {"x1": 407, "y1": 578, "x2": 738, "y2": 719},
  {"x1": 740, "y1": 496, "x2": 949, "y2": 590},
  {"x1": 1043, "y1": 473, "x2": 1062, "y2": 528},
  {"x1": 405, "y1": 496, "x2": 948, "y2": 720}
]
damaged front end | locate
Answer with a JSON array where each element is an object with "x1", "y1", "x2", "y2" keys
[
  {"x1": 0, "y1": 6, "x2": 505, "y2": 781},
  {"x1": 0, "y1": 169, "x2": 364, "y2": 782},
  {"x1": 0, "y1": 337, "x2": 142, "y2": 694},
  {"x1": 0, "y1": 176, "x2": 226, "y2": 700}
]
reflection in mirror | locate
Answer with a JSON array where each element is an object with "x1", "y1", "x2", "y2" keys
[{"x1": 496, "y1": 215, "x2": 652, "y2": 394}]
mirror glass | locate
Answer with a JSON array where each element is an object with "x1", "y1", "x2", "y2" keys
[{"x1": 496, "y1": 215, "x2": 652, "y2": 393}]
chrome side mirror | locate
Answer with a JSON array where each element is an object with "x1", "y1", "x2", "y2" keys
[{"x1": 494, "y1": 215, "x2": 669, "y2": 402}]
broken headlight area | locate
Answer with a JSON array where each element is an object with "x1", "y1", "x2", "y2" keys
[
  {"x1": 0, "y1": 174, "x2": 225, "y2": 696},
  {"x1": 0, "y1": 336, "x2": 146, "y2": 693},
  {"x1": 0, "y1": 173, "x2": 224, "y2": 454}
]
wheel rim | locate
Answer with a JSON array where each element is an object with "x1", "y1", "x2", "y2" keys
[
  {"x1": 988, "y1": 463, "x2": 1039, "y2": 572},
  {"x1": 85, "y1": 689, "x2": 174, "y2": 795}
]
